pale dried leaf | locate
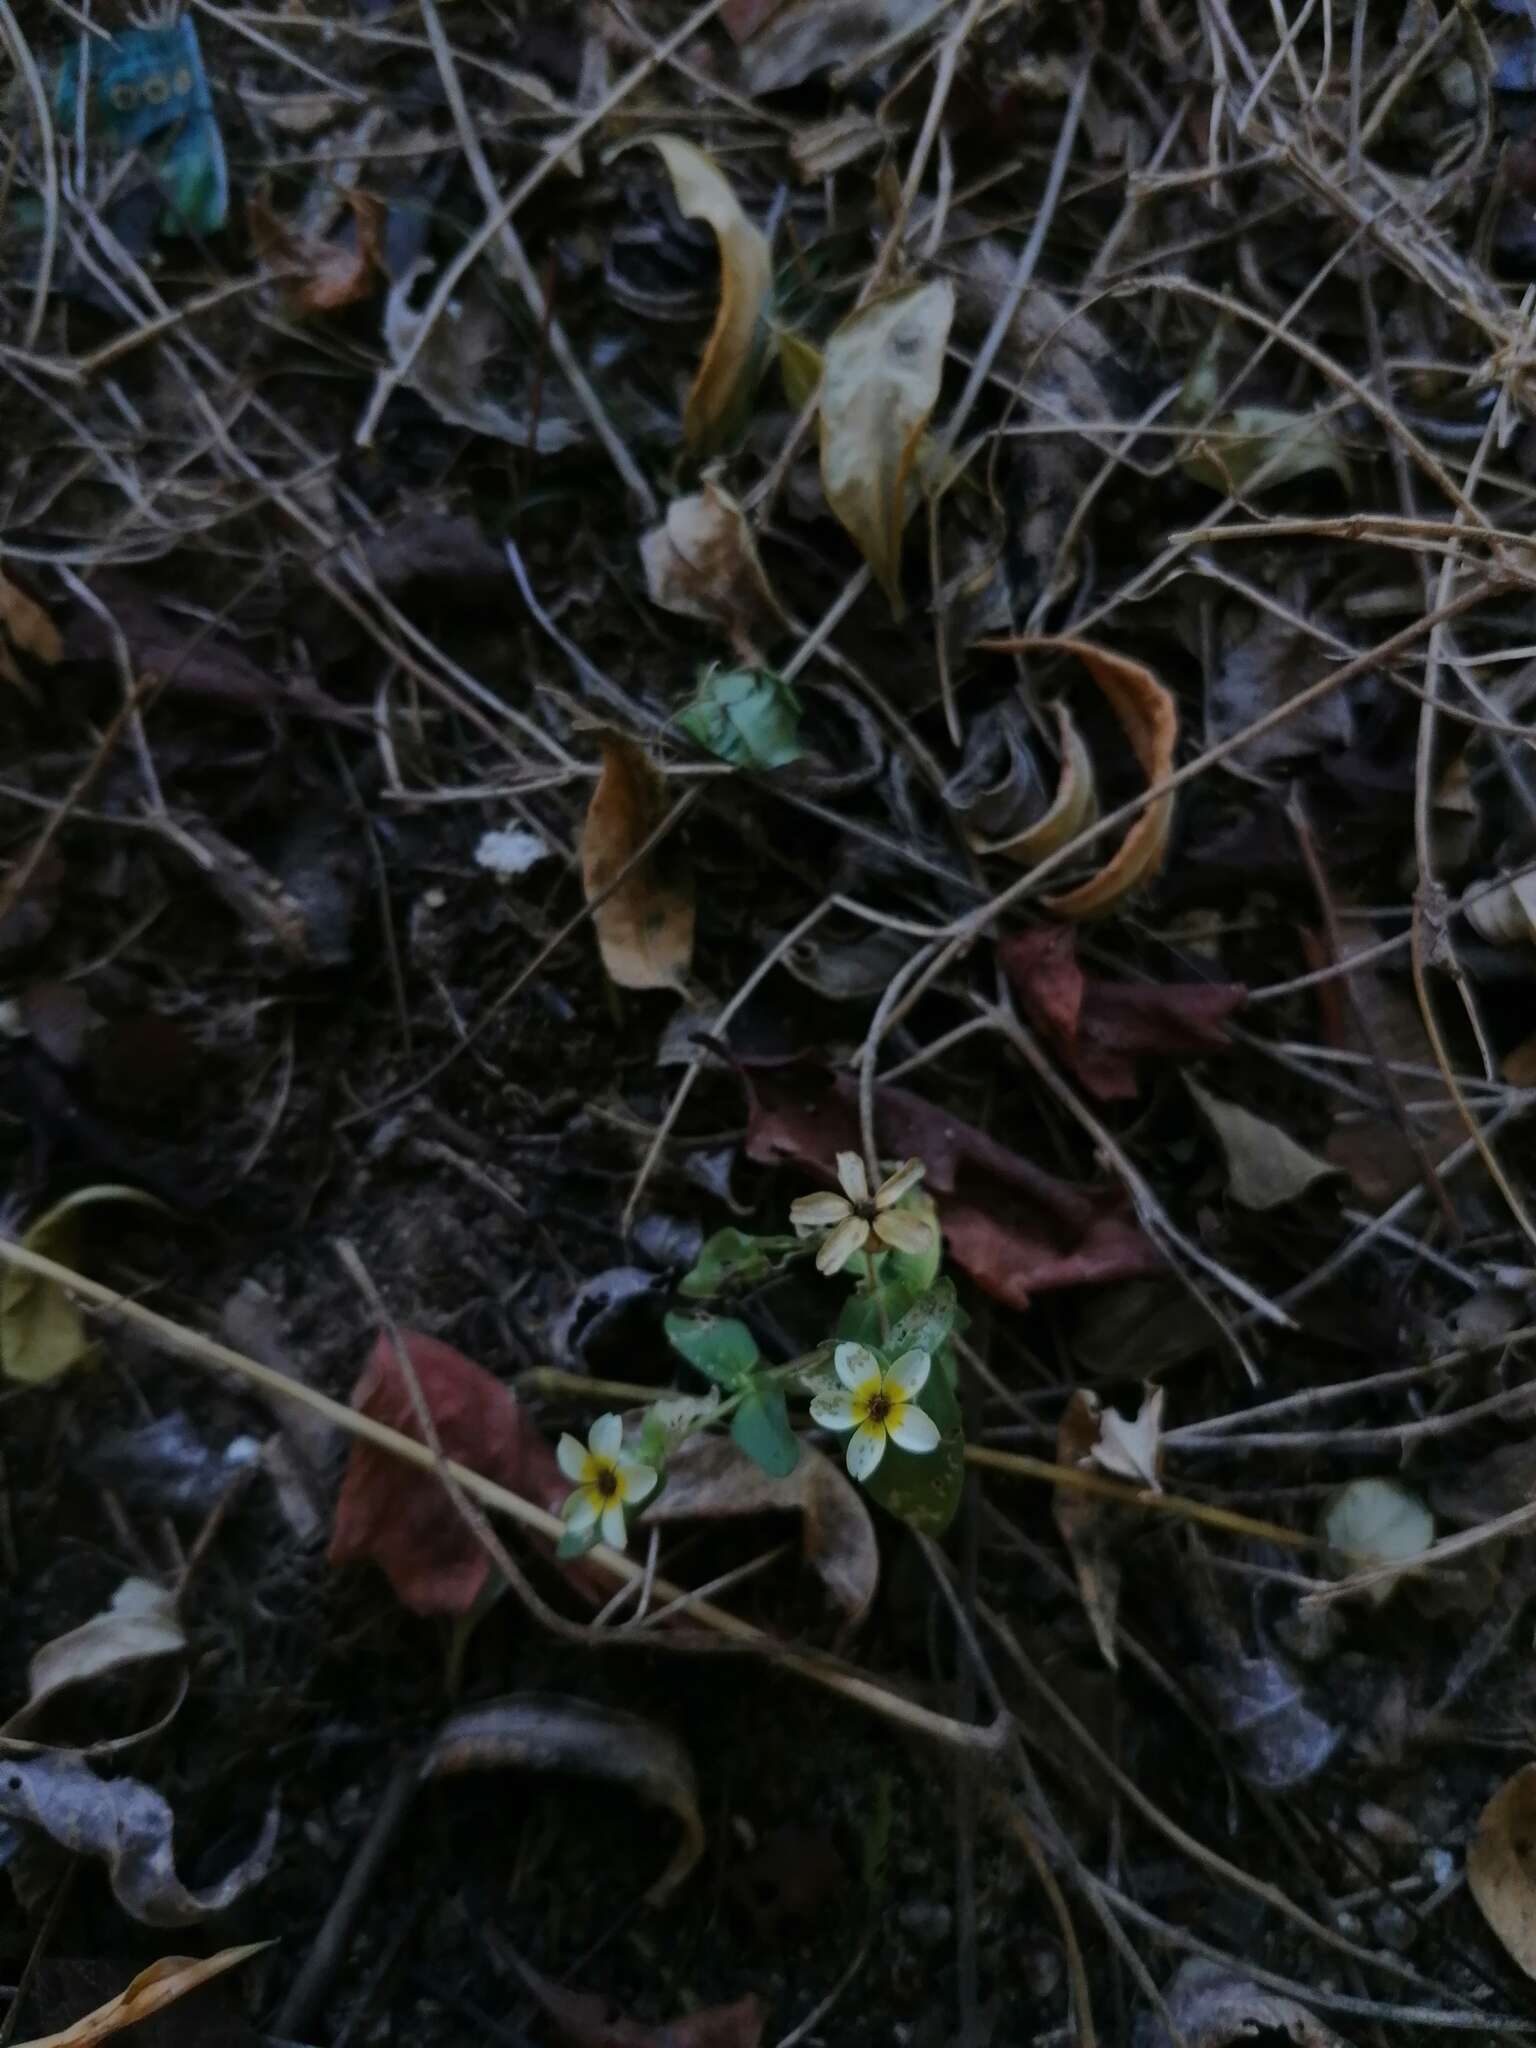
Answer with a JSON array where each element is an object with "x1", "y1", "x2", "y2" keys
[
  {"x1": 1186, "y1": 1076, "x2": 1339, "y2": 1210},
  {"x1": 579, "y1": 736, "x2": 695, "y2": 992},
  {"x1": 1089, "y1": 1384, "x2": 1164, "y2": 1491},
  {"x1": 648, "y1": 137, "x2": 770, "y2": 452},
  {"x1": 1470, "y1": 1764, "x2": 1536, "y2": 1978},
  {"x1": 1144, "y1": 1959, "x2": 1350, "y2": 2047},
  {"x1": 384, "y1": 261, "x2": 584, "y2": 452},
  {"x1": 1466, "y1": 870, "x2": 1536, "y2": 946},
  {"x1": 639, "y1": 485, "x2": 783, "y2": 652},
  {"x1": 0, "y1": 1754, "x2": 278, "y2": 1925},
  {"x1": 3, "y1": 1579, "x2": 186, "y2": 1755},
  {"x1": 424, "y1": 1693, "x2": 702, "y2": 1905},
  {"x1": 1321, "y1": 1477, "x2": 1433, "y2": 1606},
  {"x1": 1053, "y1": 1391, "x2": 1120, "y2": 1668},
  {"x1": 820, "y1": 280, "x2": 954, "y2": 616},
  {"x1": 11, "y1": 1943, "x2": 270, "y2": 2048},
  {"x1": 969, "y1": 702, "x2": 1098, "y2": 864},
  {"x1": 644, "y1": 1430, "x2": 878, "y2": 1627}
]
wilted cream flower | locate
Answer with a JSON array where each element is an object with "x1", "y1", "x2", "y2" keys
[
  {"x1": 557, "y1": 1413, "x2": 657, "y2": 1550},
  {"x1": 789, "y1": 1153, "x2": 933, "y2": 1276},
  {"x1": 809, "y1": 1342, "x2": 940, "y2": 1481}
]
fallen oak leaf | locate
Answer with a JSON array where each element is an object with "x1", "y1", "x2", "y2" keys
[
  {"x1": 820, "y1": 279, "x2": 954, "y2": 617},
  {"x1": 1000, "y1": 926, "x2": 1246, "y2": 1102},
  {"x1": 580, "y1": 734, "x2": 695, "y2": 992},
  {"x1": 328, "y1": 1330, "x2": 604, "y2": 1615},
  {"x1": 976, "y1": 637, "x2": 1177, "y2": 918},
  {"x1": 505, "y1": 1949, "x2": 763, "y2": 2048},
  {"x1": 739, "y1": 1058, "x2": 1163, "y2": 1309},
  {"x1": 646, "y1": 136, "x2": 770, "y2": 452},
  {"x1": 424, "y1": 1694, "x2": 703, "y2": 1906},
  {"x1": 642, "y1": 1430, "x2": 878, "y2": 1629},
  {"x1": 9, "y1": 1943, "x2": 271, "y2": 2048},
  {"x1": 248, "y1": 186, "x2": 384, "y2": 314}
]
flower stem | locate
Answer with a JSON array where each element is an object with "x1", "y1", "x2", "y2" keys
[{"x1": 963, "y1": 1445, "x2": 1317, "y2": 1551}]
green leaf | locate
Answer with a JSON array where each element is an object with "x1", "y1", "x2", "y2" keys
[
  {"x1": 678, "y1": 1228, "x2": 795, "y2": 1299},
  {"x1": 887, "y1": 1279, "x2": 959, "y2": 1361},
  {"x1": 862, "y1": 1354, "x2": 964, "y2": 1536},
  {"x1": 835, "y1": 1280, "x2": 913, "y2": 1350},
  {"x1": 1, "y1": 1186, "x2": 165, "y2": 1386},
  {"x1": 676, "y1": 667, "x2": 804, "y2": 772},
  {"x1": 731, "y1": 1387, "x2": 799, "y2": 1477},
  {"x1": 664, "y1": 1311, "x2": 760, "y2": 1389}
]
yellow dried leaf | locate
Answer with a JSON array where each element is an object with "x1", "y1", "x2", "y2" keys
[
  {"x1": 0, "y1": 1186, "x2": 165, "y2": 1387},
  {"x1": 819, "y1": 280, "x2": 954, "y2": 617},
  {"x1": 579, "y1": 736, "x2": 695, "y2": 992},
  {"x1": 776, "y1": 328, "x2": 824, "y2": 411},
  {"x1": 969, "y1": 701, "x2": 1099, "y2": 864},
  {"x1": 12, "y1": 1942, "x2": 270, "y2": 2047},
  {"x1": 0, "y1": 569, "x2": 63, "y2": 676},
  {"x1": 648, "y1": 136, "x2": 771, "y2": 453},
  {"x1": 978, "y1": 636, "x2": 1177, "y2": 919},
  {"x1": 1470, "y1": 1764, "x2": 1536, "y2": 1978}
]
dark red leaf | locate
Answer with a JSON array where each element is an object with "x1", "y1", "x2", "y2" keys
[
  {"x1": 739, "y1": 1059, "x2": 1164, "y2": 1309},
  {"x1": 328, "y1": 1330, "x2": 578, "y2": 1616},
  {"x1": 511, "y1": 1954, "x2": 763, "y2": 2048},
  {"x1": 1000, "y1": 927, "x2": 1246, "y2": 1102}
]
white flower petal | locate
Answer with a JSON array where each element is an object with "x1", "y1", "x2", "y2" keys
[
  {"x1": 835, "y1": 1151, "x2": 870, "y2": 1204},
  {"x1": 874, "y1": 1157, "x2": 925, "y2": 1208},
  {"x1": 556, "y1": 1433, "x2": 589, "y2": 1483},
  {"x1": 620, "y1": 1460, "x2": 658, "y2": 1504},
  {"x1": 564, "y1": 1489, "x2": 599, "y2": 1532},
  {"x1": 885, "y1": 1348, "x2": 931, "y2": 1399},
  {"x1": 835, "y1": 1341, "x2": 880, "y2": 1391},
  {"x1": 790, "y1": 1191, "x2": 852, "y2": 1234},
  {"x1": 888, "y1": 1404, "x2": 940, "y2": 1455},
  {"x1": 846, "y1": 1420, "x2": 887, "y2": 1481},
  {"x1": 816, "y1": 1214, "x2": 869, "y2": 1274},
  {"x1": 873, "y1": 1209, "x2": 935, "y2": 1256},
  {"x1": 600, "y1": 1501, "x2": 628, "y2": 1550},
  {"x1": 810, "y1": 1390, "x2": 859, "y2": 1431},
  {"x1": 589, "y1": 1412, "x2": 623, "y2": 1461}
]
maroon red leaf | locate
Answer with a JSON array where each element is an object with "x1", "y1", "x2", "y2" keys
[
  {"x1": 328, "y1": 1330, "x2": 575, "y2": 1616},
  {"x1": 740, "y1": 1060, "x2": 1164, "y2": 1309},
  {"x1": 1000, "y1": 927, "x2": 1246, "y2": 1102}
]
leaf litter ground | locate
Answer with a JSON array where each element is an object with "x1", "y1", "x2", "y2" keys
[{"x1": 6, "y1": 0, "x2": 1536, "y2": 2042}]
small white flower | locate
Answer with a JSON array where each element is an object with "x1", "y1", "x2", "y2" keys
[
  {"x1": 789, "y1": 1153, "x2": 933, "y2": 1276},
  {"x1": 556, "y1": 1412, "x2": 657, "y2": 1550},
  {"x1": 809, "y1": 1342, "x2": 941, "y2": 1481}
]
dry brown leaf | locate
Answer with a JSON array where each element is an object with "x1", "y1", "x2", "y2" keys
[
  {"x1": 11, "y1": 1944, "x2": 270, "y2": 2048},
  {"x1": 1470, "y1": 1763, "x2": 1536, "y2": 1977},
  {"x1": 819, "y1": 280, "x2": 954, "y2": 617},
  {"x1": 2, "y1": 1578, "x2": 186, "y2": 1757},
  {"x1": 580, "y1": 736, "x2": 695, "y2": 992},
  {"x1": 1466, "y1": 869, "x2": 1536, "y2": 946},
  {"x1": 248, "y1": 188, "x2": 384, "y2": 314},
  {"x1": 0, "y1": 568, "x2": 63, "y2": 687},
  {"x1": 977, "y1": 636, "x2": 1177, "y2": 918},
  {"x1": 1053, "y1": 1390, "x2": 1122, "y2": 1668},
  {"x1": 642, "y1": 1431, "x2": 878, "y2": 1628},
  {"x1": 639, "y1": 485, "x2": 784, "y2": 656},
  {"x1": 648, "y1": 137, "x2": 770, "y2": 453},
  {"x1": 1145, "y1": 1959, "x2": 1350, "y2": 2047},
  {"x1": 969, "y1": 702, "x2": 1098, "y2": 864}
]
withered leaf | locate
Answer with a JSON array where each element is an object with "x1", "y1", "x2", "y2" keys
[
  {"x1": 647, "y1": 137, "x2": 770, "y2": 452},
  {"x1": 505, "y1": 1951, "x2": 762, "y2": 2048},
  {"x1": 10, "y1": 1945, "x2": 269, "y2": 2048},
  {"x1": 1470, "y1": 1764, "x2": 1536, "y2": 1979},
  {"x1": 580, "y1": 735, "x2": 695, "y2": 992},
  {"x1": 640, "y1": 485, "x2": 783, "y2": 654},
  {"x1": 248, "y1": 187, "x2": 384, "y2": 314},
  {"x1": 820, "y1": 280, "x2": 953, "y2": 616}
]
